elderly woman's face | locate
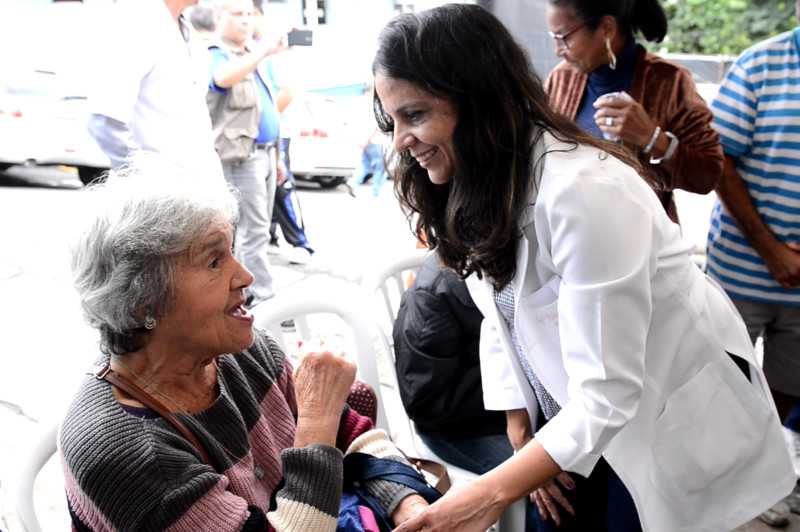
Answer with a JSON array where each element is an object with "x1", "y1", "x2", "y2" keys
[
  {"x1": 546, "y1": 4, "x2": 608, "y2": 73},
  {"x1": 156, "y1": 221, "x2": 255, "y2": 357},
  {"x1": 374, "y1": 72, "x2": 458, "y2": 185}
]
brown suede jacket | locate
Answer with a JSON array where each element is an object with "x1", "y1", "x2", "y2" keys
[{"x1": 544, "y1": 44, "x2": 723, "y2": 223}]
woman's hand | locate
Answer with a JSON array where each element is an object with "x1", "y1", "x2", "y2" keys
[
  {"x1": 392, "y1": 494, "x2": 429, "y2": 526},
  {"x1": 506, "y1": 409, "x2": 532, "y2": 452},
  {"x1": 593, "y1": 92, "x2": 658, "y2": 149},
  {"x1": 531, "y1": 472, "x2": 576, "y2": 527},
  {"x1": 292, "y1": 345, "x2": 356, "y2": 447},
  {"x1": 505, "y1": 409, "x2": 577, "y2": 523},
  {"x1": 393, "y1": 481, "x2": 506, "y2": 532}
]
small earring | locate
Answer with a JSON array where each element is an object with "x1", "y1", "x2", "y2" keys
[
  {"x1": 606, "y1": 38, "x2": 617, "y2": 70},
  {"x1": 144, "y1": 315, "x2": 157, "y2": 330}
]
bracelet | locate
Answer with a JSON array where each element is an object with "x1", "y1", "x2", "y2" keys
[
  {"x1": 642, "y1": 126, "x2": 661, "y2": 155},
  {"x1": 649, "y1": 131, "x2": 679, "y2": 165}
]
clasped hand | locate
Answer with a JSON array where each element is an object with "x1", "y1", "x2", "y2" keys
[
  {"x1": 292, "y1": 342, "x2": 356, "y2": 445},
  {"x1": 593, "y1": 92, "x2": 657, "y2": 149},
  {"x1": 507, "y1": 409, "x2": 576, "y2": 526}
]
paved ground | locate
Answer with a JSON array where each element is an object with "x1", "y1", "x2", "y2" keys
[{"x1": 0, "y1": 166, "x2": 797, "y2": 531}]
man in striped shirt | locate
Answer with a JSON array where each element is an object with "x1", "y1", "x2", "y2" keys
[{"x1": 709, "y1": 5, "x2": 800, "y2": 525}]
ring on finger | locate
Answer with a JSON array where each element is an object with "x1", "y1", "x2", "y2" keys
[{"x1": 605, "y1": 116, "x2": 614, "y2": 127}]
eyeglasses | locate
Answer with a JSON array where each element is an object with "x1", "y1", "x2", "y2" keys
[{"x1": 548, "y1": 22, "x2": 587, "y2": 50}]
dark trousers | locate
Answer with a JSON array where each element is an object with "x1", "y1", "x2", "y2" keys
[
  {"x1": 270, "y1": 138, "x2": 312, "y2": 252},
  {"x1": 530, "y1": 457, "x2": 642, "y2": 532},
  {"x1": 418, "y1": 432, "x2": 514, "y2": 475},
  {"x1": 532, "y1": 405, "x2": 642, "y2": 532}
]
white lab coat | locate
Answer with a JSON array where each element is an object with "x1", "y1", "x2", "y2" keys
[{"x1": 467, "y1": 133, "x2": 794, "y2": 532}]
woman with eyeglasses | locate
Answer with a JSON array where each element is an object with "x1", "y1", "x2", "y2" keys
[
  {"x1": 545, "y1": 0, "x2": 723, "y2": 223},
  {"x1": 376, "y1": 4, "x2": 793, "y2": 532}
]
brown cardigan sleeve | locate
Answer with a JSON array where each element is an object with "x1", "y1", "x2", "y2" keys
[{"x1": 636, "y1": 59, "x2": 723, "y2": 196}]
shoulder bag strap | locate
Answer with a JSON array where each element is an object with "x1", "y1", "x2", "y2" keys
[
  {"x1": 92, "y1": 364, "x2": 214, "y2": 467},
  {"x1": 343, "y1": 453, "x2": 444, "y2": 502}
]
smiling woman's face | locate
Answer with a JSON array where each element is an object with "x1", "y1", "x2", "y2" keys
[{"x1": 375, "y1": 72, "x2": 459, "y2": 185}]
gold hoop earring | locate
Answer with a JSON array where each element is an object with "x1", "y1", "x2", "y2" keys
[{"x1": 605, "y1": 37, "x2": 617, "y2": 70}]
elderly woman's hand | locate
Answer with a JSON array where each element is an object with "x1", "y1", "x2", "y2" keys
[
  {"x1": 392, "y1": 494, "x2": 429, "y2": 526},
  {"x1": 593, "y1": 92, "x2": 658, "y2": 149},
  {"x1": 292, "y1": 346, "x2": 357, "y2": 447}
]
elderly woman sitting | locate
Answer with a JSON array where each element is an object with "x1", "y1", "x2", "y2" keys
[{"x1": 61, "y1": 161, "x2": 428, "y2": 531}]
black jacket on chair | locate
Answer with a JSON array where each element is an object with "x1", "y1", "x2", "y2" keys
[{"x1": 393, "y1": 255, "x2": 506, "y2": 440}]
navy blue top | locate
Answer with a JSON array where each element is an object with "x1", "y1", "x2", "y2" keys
[
  {"x1": 575, "y1": 39, "x2": 639, "y2": 139},
  {"x1": 208, "y1": 47, "x2": 280, "y2": 144}
]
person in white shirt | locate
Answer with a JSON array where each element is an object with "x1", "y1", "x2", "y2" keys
[
  {"x1": 376, "y1": 6, "x2": 795, "y2": 532},
  {"x1": 88, "y1": 0, "x2": 221, "y2": 176}
]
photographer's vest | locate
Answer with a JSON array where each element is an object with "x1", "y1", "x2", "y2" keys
[{"x1": 207, "y1": 42, "x2": 261, "y2": 162}]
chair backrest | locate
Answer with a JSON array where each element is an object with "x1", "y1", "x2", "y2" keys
[
  {"x1": 363, "y1": 248, "x2": 431, "y2": 344},
  {"x1": 360, "y1": 249, "x2": 431, "y2": 448},
  {"x1": 15, "y1": 423, "x2": 58, "y2": 532},
  {"x1": 361, "y1": 249, "x2": 527, "y2": 532},
  {"x1": 251, "y1": 279, "x2": 389, "y2": 431}
]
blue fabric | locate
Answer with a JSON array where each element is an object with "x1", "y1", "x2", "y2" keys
[
  {"x1": 708, "y1": 29, "x2": 800, "y2": 305},
  {"x1": 343, "y1": 453, "x2": 443, "y2": 532},
  {"x1": 270, "y1": 138, "x2": 313, "y2": 251},
  {"x1": 338, "y1": 493, "x2": 367, "y2": 532},
  {"x1": 575, "y1": 39, "x2": 638, "y2": 139},
  {"x1": 208, "y1": 47, "x2": 280, "y2": 144},
  {"x1": 417, "y1": 433, "x2": 512, "y2": 475},
  {"x1": 352, "y1": 143, "x2": 388, "y2": 197},
  {"x1": 785, "y1": 403, "x2": 800, "y2": 430}
]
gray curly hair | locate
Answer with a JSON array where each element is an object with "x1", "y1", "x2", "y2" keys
[{"x1": 70, "y1": 158, "x2": 239, "y2": 356}]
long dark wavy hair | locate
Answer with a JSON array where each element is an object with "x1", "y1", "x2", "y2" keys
[{"x1": 373, "y1": 4, "x2": 641, "y2": 290}]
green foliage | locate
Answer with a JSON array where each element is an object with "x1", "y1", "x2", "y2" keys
[{"x1": 661, "y1": 0, "x2": 797, "y2": 55}]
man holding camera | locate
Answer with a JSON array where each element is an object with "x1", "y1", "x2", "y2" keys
[{"x1": 207, "y1": 0, "x2": 285, "y2": 306}]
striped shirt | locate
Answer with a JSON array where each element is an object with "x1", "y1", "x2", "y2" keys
[
  {"x1": 60, "y1": 331, "x2": 412, "y2": 531},
  {"x1": 708, "y1": 28, "x2": 800, "y2": 305}
]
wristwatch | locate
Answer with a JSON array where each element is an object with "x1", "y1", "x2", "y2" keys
[{"x1": 649, "y1": 131, "x2": 679, "y2": 165}]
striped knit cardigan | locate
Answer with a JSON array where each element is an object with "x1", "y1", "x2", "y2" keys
[{"x1": 59, "y1": 330, "x2": 414, "y2": 531}]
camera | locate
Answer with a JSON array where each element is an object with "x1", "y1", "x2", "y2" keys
[{"x1": 287, "y1": 28, "x2": 313, "y2": 46}]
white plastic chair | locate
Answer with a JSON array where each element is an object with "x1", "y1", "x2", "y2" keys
[
  {"x1": 251, "y1": 279, "x2": 389, "y2": 431},
  {"x1": 362, "y1": 249, "x2": 527, "y2": 531},
  {"x1": 15, "y1": 422, "x2": 58, "y2": 532}
]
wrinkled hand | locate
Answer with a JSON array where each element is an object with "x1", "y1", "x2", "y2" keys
[
  {"x1": 532, "y1": 472, "x2": 576, "y2": 527},
  {"x1": 293, "y1": 345, "x2": 356, "y2": 422},
  {"x1": 393, "y1": 482, "x2": 504, "y2": 532},
  {"x1": 764, "y1": 242, "x2": 800, "y2": 289},
  {"x1": 392, "y1": 495, "x2": 429, "y2": 526},
  {"x1": 594, "y1": 92, "x2": 657, "y2": 148}
]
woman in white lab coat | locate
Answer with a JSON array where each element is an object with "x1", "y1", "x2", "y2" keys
[{"x1": 374, "y1": 5, "x2": 794, "y2": 532}]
